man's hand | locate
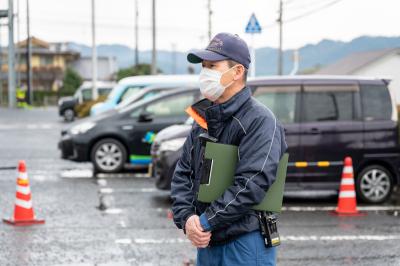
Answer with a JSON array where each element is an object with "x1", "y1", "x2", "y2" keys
[{"x1": 185, "y1": 215, "x2": 211, "y2": 248}]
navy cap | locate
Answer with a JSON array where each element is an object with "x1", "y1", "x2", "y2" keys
[{"x1": 187, "y1": 33, "x2": 251, "y2": 69}]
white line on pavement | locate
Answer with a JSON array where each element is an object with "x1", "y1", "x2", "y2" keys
[
  {"x1": 103, "y1": 208, "x2": 123, "y2": 214},
  {"x1": 99, "y1": 187, "x2": 158, "y2": 194},
  {"x1": 115, "y1": 239, "x2": 132, "y2": 245},
  {"x1": 99, "y1": 188, "x2": 114, "y2": 194},
  {"x1": 281, "y1": 235, "x2": 400, "y2": 241},
  {"x1": 96, "y1": 173, "x2": 150, "y2": 179},
  {"x1": 0, "y1": 124, "x2": 57, "y2": 130},
  {"x1": 97, "y1": 179, "x2": 108, "y2": 186},
  {"x1": 128, "y1": 235, "x2": 400, "y2": 245},
  {"x1": 119, "y1": 220, "x2": 127, "y2": 228},
  {"x1": 60, "y1": 169, "x2": 93, "y2": 179},
  {"x1": 281, "y1": 206, "x2": 400, "y2": 212}
]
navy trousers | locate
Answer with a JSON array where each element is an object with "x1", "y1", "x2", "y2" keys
[{"x1": 197, "y1": 231, "x2": 277, "y2": 266}]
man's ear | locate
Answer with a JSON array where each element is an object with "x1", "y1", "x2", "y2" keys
[{"x1": 233, "y1": 65, "x2": 245, "y2": 81}]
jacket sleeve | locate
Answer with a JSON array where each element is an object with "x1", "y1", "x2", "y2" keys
[
  {"x1": 170, "y1": 127, "x2": 197, "y2": 230},
  {"x1": 202, "y1": 115, "x2": 287, "y2": 231}
]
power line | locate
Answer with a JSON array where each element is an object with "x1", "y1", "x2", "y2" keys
[
  {"x1": 263, "y1": 0, "x2": 343, "y2": 28},
  {"x1": 284, "y1": 0, "x2": 334, "y2": 12},
  {"x1": 284, "y1": 0, "x2": 344, "y2": 23}
]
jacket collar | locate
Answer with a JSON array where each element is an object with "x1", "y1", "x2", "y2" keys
[
  {"x1": 186, "y1": 87, "x2": 251, "y2": 138},
  {"x1": 205, "y1": 86, "x2": 251, "y2": 123}
]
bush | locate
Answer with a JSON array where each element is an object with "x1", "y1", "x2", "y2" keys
[{"x1": 62, "y1": 67, "x2": 83, "y2": 95}]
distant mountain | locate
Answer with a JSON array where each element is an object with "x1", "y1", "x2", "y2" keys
[{"x1": 67, "y1": 36, "x2": 400, "y2": 75}]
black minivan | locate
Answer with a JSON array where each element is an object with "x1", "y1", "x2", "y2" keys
[
  {"x1": 59, "y1": 87, "x2": 200, "y2": 173},
  {"x1": 151, "y1": 76, "x2": 400, "y2": 204}
]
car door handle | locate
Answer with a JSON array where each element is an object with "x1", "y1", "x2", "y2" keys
[
  {"x1": 309, "y1": 128, "x2": 321, "y2": 134},
  {"x1": 121, "y1": 125, "x2": 134, "y2": 130}
]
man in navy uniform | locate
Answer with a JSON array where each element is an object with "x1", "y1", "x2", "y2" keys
[{"x1": 171, "y1": 32, "x2": 287, "y2": 265}]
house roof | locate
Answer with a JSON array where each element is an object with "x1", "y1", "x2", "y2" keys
[
  {"x1": 315, "y1": 48, "x2": 400, "y2": 75},
  {"x1": 17, "y1": 36, "x2": 49, "y2": 49}
]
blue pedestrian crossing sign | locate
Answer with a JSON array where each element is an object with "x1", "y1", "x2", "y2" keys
[{"x1": 245, "y1": 13, "x2": 262, "y2": 34}]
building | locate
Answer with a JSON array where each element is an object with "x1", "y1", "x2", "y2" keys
[
  {"x1": 0, "y1": 37, "x2": 79, "y2": 92},
  {"x1": 0, "y1": 37, "x2": 118, "y2": 94},
  {"x1": 315, "y1": 48, "x2": 400, "y2": 103},
  {"x1": 72, "y1": 56, "x2": 118, "y2": 81}
]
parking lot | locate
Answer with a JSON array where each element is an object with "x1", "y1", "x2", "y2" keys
[{"x1": 0, "y1": 107, "x2": 399, "y2": 266}]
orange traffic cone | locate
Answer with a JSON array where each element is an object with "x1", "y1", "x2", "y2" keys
[
  {"x1": 332, "y1": 157, "x2": 365, "y2": 216},
  {"x1": 3, "y1": 160, "x2": 45, "y2": 226}
]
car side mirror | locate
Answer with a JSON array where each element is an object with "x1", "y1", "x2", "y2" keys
[{"x1": 138, "y1": 111, "x2": 154, "y2": 122}]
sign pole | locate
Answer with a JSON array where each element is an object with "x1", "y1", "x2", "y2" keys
[
  {"x1": 250, "y1": 33, "x2": 255, "y2": 77},
  {"x1": 245, "y1": 13, "x2": 261, "y2": 78}
]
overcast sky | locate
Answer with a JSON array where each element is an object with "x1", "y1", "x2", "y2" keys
[{"x1": 0, "y1": 0, "x2": 399, "y2": 52}]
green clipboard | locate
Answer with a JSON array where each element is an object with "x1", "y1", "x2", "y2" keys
[{"x1": 197, "y1": 142, "x2": 289, "y2": 213}]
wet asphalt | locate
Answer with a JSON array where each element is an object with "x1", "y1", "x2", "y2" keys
[{"x1": 0, "y1": 107, "x2": 399, "y2": 266}]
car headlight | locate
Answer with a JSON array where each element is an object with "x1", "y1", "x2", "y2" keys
[
  {"x1": 70, "y1": 122, "x2": 96, "y2": 135},
  {"x1": 159, "y1": 137, "x2": 186, "y2": 152}
]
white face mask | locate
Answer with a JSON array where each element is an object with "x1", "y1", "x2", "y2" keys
[{"x1": 198, "y1": 66, "x2": 235, "y2": 102}]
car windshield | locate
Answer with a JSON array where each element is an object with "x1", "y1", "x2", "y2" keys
[
  {"x1": 117, "y1": 96, "x2": 155, "y2": 114},
  {"x1": 116, "y1": 90, "x2": 162, "y2": 110},
  {"x1": 106, "y1": 84, "x2": 127, "y2": 101},
  {"x1": 81, "y1": 88, "x2": 93, "y2": 101},
  {"x1": 106, "y1": 83, "x2": 146, "y2": 102}
]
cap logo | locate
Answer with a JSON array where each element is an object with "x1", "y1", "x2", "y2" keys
[{"x1": 207, "y1": 38, "x2": 223, "y2": 52}]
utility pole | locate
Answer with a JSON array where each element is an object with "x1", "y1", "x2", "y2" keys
[
  {"x1": 151, "y1": 0, "x2": 156, "y2": 75},
  {"x1": 134, "y1": 0, "x2": 139, "y2": 66},
  {"x1": 8, "y1": 0, "x2": 16, "y2": 108},
  {"x1": 0, "y1": 24, "x2": 3, "y2": 105},
  {"x1": 16, "y1": 0, "x2": 20, "y2": 87},
  {"x1": 91, "y1": 0, "x2": 98, "y2": 100},
  {"x1": 26, "y1": 0, "x2": 32, "y2": 104},
  {"x1": 289, "y1": 50, "x2": 299, "y2": 75},
  {"x1": 207, "y1": 0, "x2": 212, "y2": 41},
  {"x1": 277, "y1": 0, "x2": 283, "y2": 75}
]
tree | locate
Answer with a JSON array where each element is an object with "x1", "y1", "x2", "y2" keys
[
  {"x1": 61, "y1": 67, "x2": 83, "y2": 95},
  {"x1": 116, "y1": 63, "x2": 162, "y2": 81}
]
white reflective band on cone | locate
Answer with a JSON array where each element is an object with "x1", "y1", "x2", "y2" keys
[
  {"x1": 339, "y1": 191, "x2": 356, "y2": 198},
  {"x1": 16, "y1": 185, "x2": 31, "y2": 195},
  {"x1": 15, "y1": 198, "x2": 33, "y2": 209},
  {"x1": 341, "y1": 178, "x2": 354, "y2": 185},
  {"x1": 19, "y1": 172, "x2": 28, "y2": 180},
  {"x1": 343, "y1": 166, "x2": 353, "y2": 174}
]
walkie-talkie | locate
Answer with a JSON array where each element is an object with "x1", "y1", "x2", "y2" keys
[
  {"x1": 199, "y1": 133, "x2": 218, "y2": 185},
  {"x1": 258, "y1": 211, "x2": 281, "y2": 248}
]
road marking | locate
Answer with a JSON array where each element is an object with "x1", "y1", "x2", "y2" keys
[
  {"x1": 103, "y1": 208, "x2": 123, "y2": 214},
  {"x1": 96, "y1": 173, "x2": 150, "y2": 179},
  {"x1": 133, "y1": 238, "x2": 190, "y2": 244},
  {"x1": 99, "y1": 188, "x2": 114, "y2": 194},
  {"x1": 281, "y1": 235, "x2": 400, "y2": 241},
  {"x1": 115, "y1": 239, "x2": 132, "y2": 245},
  {"x1": 119, "y1": 220, "x2": 127, "y2": 228},
  {"x1": 99, "y1": 187, "x2": 158, "y2": 194},
  {"x1": 0, "y1": 124, "x2": 57, "y2": 130},
  {"x1": 60, "y1": 169, "x2": 93, "y2": 179},
  {"x1": 281, "y1": 206, "x2": 400, "y2": 212},
  {"x1": 129, "y1": 235, "x2": 400, "y2": 245},
  {"x1": 97, "y1": 179, "x2": 108, "y2": 186}
]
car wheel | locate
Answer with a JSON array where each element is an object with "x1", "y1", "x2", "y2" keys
[
  {"x1": 356, "y1": 165, "x2": 393, "y2": 204},
  {"x1": 64, "y1": 109, "x2": 75, "y2": 122},
  {"x1": 91, "y1": 138, "x2": 127, "y2": 173}
]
